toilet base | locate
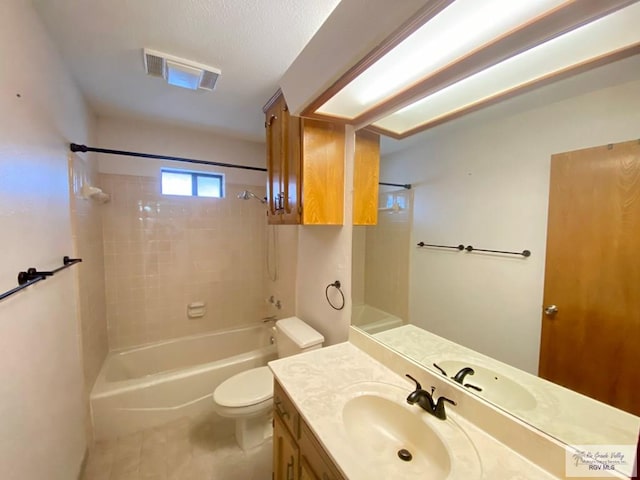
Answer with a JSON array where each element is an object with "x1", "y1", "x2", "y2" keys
[{"x1": 235, "y1": 411, "x2": 273, "y2": 451}]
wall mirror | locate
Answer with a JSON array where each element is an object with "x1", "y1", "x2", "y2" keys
[{"x1": 351, "y1": 55, "x2": 640, "y2": 454}]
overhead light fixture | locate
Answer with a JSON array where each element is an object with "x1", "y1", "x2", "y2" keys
[
  {"x1": 317, "y1": 0, "x2": 571, "y2": 118},
  {"x1": 143, "y1": 48, "x2": 221, "y2": 91},
  {"x1": 373, "y1": 3, "x2": 640, "y2": 136},
  {"x1": 303, "y1": 0, "x2": 638, "y2": 138}
]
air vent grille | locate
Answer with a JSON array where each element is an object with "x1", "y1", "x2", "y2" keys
[
  {"x1": 142, "y1": 48, "x2": 221, "y2": 91},
  {"x1": 144, "y1": 52, "x2": 164, "y2": 77},
  {"x1": 200, "y1": 70, "x2": 220, "y2": 91}
]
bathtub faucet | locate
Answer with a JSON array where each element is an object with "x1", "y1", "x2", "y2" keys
[{"x1": 262, "y1": 315, "x2": 278, "y2": 323}]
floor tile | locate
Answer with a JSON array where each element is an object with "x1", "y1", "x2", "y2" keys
[{"x1": 82, "y1": 417, "x2": 272, "y2": 480}]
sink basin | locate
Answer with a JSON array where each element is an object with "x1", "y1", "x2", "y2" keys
[
  {"x1": 436, "y1": 360, "x2": 537, "y2": 411},
  {"x1": 340, "y1": 383, "x2": 481, "y2": 479},
  {"x1": 343, "y1": 394, "x2": 451, "y2": 477}
]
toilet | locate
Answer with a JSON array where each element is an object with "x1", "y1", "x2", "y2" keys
[{"x1": 213, "y1": 316, "x2": 324, "y2": 450}]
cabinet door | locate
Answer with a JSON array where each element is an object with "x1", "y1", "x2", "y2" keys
[
  {"x1": 299, "y1": 421, "x2": 345, "y2": 480},
  {"x1": 353, "y1": 130, "x2": 380, "y2": 225},
  {"x1": 281, "y1": 104, "x2": 301, "y2": 224},
  {"x1": 266, "y1": 96, "x2": 284, "y2": 224},
  {"x1": 300, "y1": 457, "x2": 319, "y2": 480},
  {"x1": 274, "y1": 415, "x2": 299, "y2": 480},
  {"x1": 300, "y1": 119, "x2": 345, "y2": 225}
]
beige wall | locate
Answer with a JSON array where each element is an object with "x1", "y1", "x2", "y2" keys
[
  {"x1": 96, "y1": 116, "x2": 265, "y2": 185},
  {"x1": 69, "y1": 154, "x2": 108, "y2": 443},
  {"x1": 0, "y1": 1, "x2": 95, "y2": 478},
  {"x1": 382, "y1": 65, "x2": 640, "y2": 374}
]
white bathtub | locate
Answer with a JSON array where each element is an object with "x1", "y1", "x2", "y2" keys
[
  {"x1": 351, "y1": 304, "x2": 405, "y2": 334},
  {"x1": 91, "y1": 324, "x2": 277, "y2": 440}
]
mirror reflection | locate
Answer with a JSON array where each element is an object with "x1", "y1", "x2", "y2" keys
[{"x1": 351, "y1": 56, "x2": 640, "y2": 448}]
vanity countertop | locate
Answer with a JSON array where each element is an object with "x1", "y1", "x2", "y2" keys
[{"x1": 269, "y1": 342, "x2": 559, "y2": 480}]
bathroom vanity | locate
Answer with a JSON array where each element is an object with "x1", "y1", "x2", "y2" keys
[
  {"x1": 267, "y1": 332, "x2": 602, "y2": 480},
  {"x1": 273, "y1": 381, "x2": 345, "y2": 480}
]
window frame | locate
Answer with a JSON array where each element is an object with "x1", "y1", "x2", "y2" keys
[{"x1": 160, "y1": 168, "x2": 225, "y2": 198}]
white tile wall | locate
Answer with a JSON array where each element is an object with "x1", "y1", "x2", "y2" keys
[{"x1": 100, "y1": 174, "x2": 272, "y2": 349}]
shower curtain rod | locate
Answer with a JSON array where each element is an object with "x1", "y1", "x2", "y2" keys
[
  {"x1": 69, "y1": 143, "x2": 268, "y2": 172},
  {"x1": 70, "y1": 143, "x2": 412, "y2": 189}
]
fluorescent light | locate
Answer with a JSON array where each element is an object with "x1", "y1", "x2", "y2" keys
[
  {"x1": 316, "y1": 0, "x2": 570, "y2": 119},
  {"x1": 373, "y1": 2, "x2": 640, "y2": 135}
]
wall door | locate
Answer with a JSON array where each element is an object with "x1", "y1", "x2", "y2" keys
[{"x1": 539, "y1": 139, "x2": 640, "y2": 416}]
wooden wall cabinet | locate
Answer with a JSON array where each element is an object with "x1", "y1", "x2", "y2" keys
[
  {"x1": 264, "y1": 91, "x2": 380, "y2": 226},
  {"x1": 264, "y1": 91, "x2": 344, "y2": 225},
  {"x1": 273, "y1": 381, "x2": 345, "y2": 480},
  {"x1": 353, "y1": 129, "x2": 380, "y2": 226}
]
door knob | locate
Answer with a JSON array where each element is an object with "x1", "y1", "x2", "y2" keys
[{"x1": 544, "y1": 304, "x2": 559, "y2": 316}]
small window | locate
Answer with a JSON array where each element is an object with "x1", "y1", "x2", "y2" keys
[{"x1": 161, "y1": 169, "x2": 224, "y2": 198}]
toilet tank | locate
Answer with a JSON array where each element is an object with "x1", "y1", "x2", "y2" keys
[{"x1": 275, "y1": 317, "x2": 324, "y2": 358}]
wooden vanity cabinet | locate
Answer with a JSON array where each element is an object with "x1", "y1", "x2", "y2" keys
[
  {"x1": 274, "y1": 415, "x2": 299, "y2": 480},
  {"x1": 264, "y1": 91, "x2": 348, "y2": 226},
  {"x1": 273, "y1": 381, "x2": 345, "y2": 480}
]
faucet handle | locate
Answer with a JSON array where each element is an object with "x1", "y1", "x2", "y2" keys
[
  {"x1": 405, "y1": 374, "x2": 422, "y2": 390},
  {"x1": 439, "y1": 396, "x2": 456, "y2": 406}
]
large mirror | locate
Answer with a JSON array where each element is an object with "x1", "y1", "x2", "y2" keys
[{"x1": 351, "y1": 55, "x2": 640, "y2": 454}]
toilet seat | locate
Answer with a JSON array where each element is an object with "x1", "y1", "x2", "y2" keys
[{"x1": 214, "y1": 366, "x2": 274, "y2": 408}]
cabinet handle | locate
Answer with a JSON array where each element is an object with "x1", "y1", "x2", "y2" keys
[
  {"x1": 274, "y1": 193, "x2": 285, "y2": 212},
  {"x1": 286, "y1": 456, "x2": 294, "y2": 480},
  {"x1": 266, "y1": 112, "x2": 276, "y2": 216},
  {"x1": 274, "y1": 398, "x2": 289, "y2": 419}
]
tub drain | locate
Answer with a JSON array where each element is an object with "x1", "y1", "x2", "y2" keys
[{"x1": 397, "y1": 448, "x2": 413, "y2": 461}]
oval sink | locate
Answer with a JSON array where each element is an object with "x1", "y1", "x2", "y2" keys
[
  {"x1": 341, "y1": 385, "x2": 481, "y2": 479},
  {"x1": 343, "y1": 394, "x2": 451, "y2": 477},
  {"x1": 436, "y1": 360, "x2": 537, "y2": 411}
]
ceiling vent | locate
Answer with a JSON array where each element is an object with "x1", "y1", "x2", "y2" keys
[{"x1": 143, "y1": 48, "x2": 221, "y2": 91}]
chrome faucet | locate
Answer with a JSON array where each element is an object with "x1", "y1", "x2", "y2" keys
[{"x1": 405, "y1": 374, "x2": 456, "y2": 420}]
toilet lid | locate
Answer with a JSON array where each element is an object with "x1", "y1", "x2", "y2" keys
[{"x1": 214, "y1": 366, "x2": 274, "y2": 407}]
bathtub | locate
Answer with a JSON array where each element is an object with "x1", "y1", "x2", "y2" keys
[
  {"x1": 351, "y1": 304, "x2": 405, "y2": 334},
  {"x1": 91, "y1": 324, "x2": 277, "y2": 440}
]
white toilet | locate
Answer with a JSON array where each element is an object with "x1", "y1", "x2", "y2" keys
[{"x1": 213, "y1": 316, "x2": 324, "y2": 450}]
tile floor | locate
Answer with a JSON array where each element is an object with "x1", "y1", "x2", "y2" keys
[{"x1": 82, "y1": 417, "x2": 272, "y2": 480}]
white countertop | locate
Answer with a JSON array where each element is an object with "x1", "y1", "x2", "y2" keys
[{"x1": 269, "y1": 342, "x2": 558, "y2": 480}]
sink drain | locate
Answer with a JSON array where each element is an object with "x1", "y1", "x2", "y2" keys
[{"x1": 397, "y1": 448, "x2": 413, "y2": 462}]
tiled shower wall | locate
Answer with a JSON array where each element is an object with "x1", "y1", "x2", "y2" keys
[
  {"x1": 355, "y1": 189, "x2": 413, "y2": 320},
  {"x1": 69, "y1": 153, "x2": 108, "y2": 441},
  {"x1": 100, "y1": 173, "x2": 268, "y2": 349}
]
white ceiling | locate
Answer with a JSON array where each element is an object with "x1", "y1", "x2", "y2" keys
[{"x1": 32, "y1": 0, "x2": 341, "y2": 142}]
